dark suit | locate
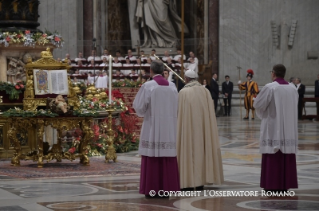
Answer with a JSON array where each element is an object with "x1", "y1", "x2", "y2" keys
[
  {"x1": 315, "y1": 80, "x2": 319, "y2": 97},
  {"x1": 297, "y1": 84, "x2": 305, "y2": 119},
  {"x1": 222, "y1": 81, "x2": 234, "y2": 115},
  {"x1": 210, "y1": 78, "x2": 219, "y2": 112}
]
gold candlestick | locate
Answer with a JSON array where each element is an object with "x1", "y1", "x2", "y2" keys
[{"x1": 105, "y1": 104, "x2": 117, "y2": 162}]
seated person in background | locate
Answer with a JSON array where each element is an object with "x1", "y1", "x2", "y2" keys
[
  {"x1": 72, "y1": 70, "x2": 84, "y2": 83},
  {"x1": 140, "y1": 50, "x2": 147, "y2": 62},
  {"x1": 125, "y1": 49, "x2": 137, "y2": 61},
  {"x1": 87, "y1": 50, "x2": 101, "y2": 62},
  {"x1": 166, "y1": 57, "x2": 175, "y2": 68},
  {"x1": 75, "y1": 52, "x2": 86, "y2": 62},
  {"x1": 62, "y1": 53, "x2": 72, "y2": 65},
  {"x1": 173, "y1": 49, "x2": 186, "y2": 61},
  {"x1": 162, "y1": 51, "x2": 173, "y2": 62},
  {"x1": 129, "y1": 69, "x2": 138, "y2": 77},
  {"x1": 184, "y1": 57, "x2": 198, "y2": 73},
  {"x1": 187, "y1": 51, "x2": 199, "y2": 64},
  {"x1": 76, "y1": 60, "x2": 83, "y2": 66},
  {"x1": 101, "y1": 49, "x2": 109, "y2": 60},
  {"x1": 112, "y1": 57, "x2": 123, "y2": 73},
  {"x1": 122, "y1": 58, "x2": 133, "y2": 75},
  {"x1": 150, "y1": 49, "x2": 156, "y2": 60},
  {"x1": 100, "y1": 57, "x2": 108, "y2": 67},
  {"x1": 143, "y1": 58, "x2": 152, "y2": 67},
  {"x1": 134, "y1": 58, "x2": 142, "y2": 67},
  {"x1": 115, "y1": 51, "x2": 125, "y2": 61},
  {"x1": 137, "y1": 69, "x2": 147, "y2": 82},
  {"x1": 73, "y1": 70, "x2": 80, "y2": 75},
  {"x1": 88, "y1": 59, "x2": 98, "y2": 67},
  {"x1": 113, "y1": 69, "x2": 124, "y2": 82}
]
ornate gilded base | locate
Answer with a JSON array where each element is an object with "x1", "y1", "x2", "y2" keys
[{"x1": 7, "y1": 117, "x2": 93, "y2": 168}]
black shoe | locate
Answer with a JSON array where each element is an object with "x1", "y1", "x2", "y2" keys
[{"x1": 243, "y1": 117, "x2": 249, "y2": 120}]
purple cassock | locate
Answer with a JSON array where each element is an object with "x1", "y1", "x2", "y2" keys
[
  {"x1": 260, "y1": 78, "x2": 298, "y2": 190},
  {"x1": 133, "y1": 75, "x2": 180, "y2": 195}
]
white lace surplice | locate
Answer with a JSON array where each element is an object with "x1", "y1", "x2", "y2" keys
[
  {"x1": 254, "y1": 82, "x2": 298, "y2": 154},
  {"x1": 133, "y1": 80, "x2": 178, "y2": 157}
]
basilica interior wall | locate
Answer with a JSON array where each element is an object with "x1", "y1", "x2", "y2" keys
[
  {"x1": 38, "y1": 0, "x2": 83, "y2": 59},
  {"x1": 219, "y1": 0, "x2": 319, "y2": 86}
]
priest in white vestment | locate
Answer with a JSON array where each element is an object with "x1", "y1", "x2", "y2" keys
[
  {"x1": 254, "y1": 64, "x2": 298, "y2": 192},
  {"x1": 133, "y1": 60, "x2": 180, "y2": 198},
  {"x1": 176, "y1": 70, "x2": 224, "y2": 190},
  {"x1": 95, "y1": 72, "x2": 108, "y2": 88}
]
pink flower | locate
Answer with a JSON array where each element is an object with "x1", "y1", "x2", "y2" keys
[
  {"x1": 19, "y1": 84, "x2": 24, "y2": 89},
  {"x1": 25, "y1": 30, "x2": 30, "y2": 34},
  {"x1": 96, "y1": 143, "x2": 102, "y2": 148},
  {"x1": 118, "y1": 126, "x2": 123, "y2": 133},
  {"x1": 54, "y1": 36, "x2": 61, "y2": 42},
  {"x1": 42, "y1": 34, "x2": 47, "y2": 37},
  {"x1": 16, "y1": 34, "x2": 22, "y2": 38},
  {"x1": 92, "y1": 97, "x2": 99, "y2": 102},
  {"x1": 100, "y1": 103, "x2": 106, "y2": 107},
  {"x1": 6, "y1": 36, "x2": 11, "y2": 42},
  {"x1": 68, "y1": 147, "x2": 76, "y2": 154},
  {"x1": 15, "y1": 85, "x2": 20, "y2": 90}
]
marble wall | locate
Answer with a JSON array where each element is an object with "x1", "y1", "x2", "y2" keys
[
  {"x1": 38, "y1": 0, "x2": 83, "y2": 59},
  {"x1": 219, "y1": 0, "x2": 319, "y2": 86}
]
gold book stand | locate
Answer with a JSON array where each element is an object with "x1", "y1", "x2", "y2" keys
[{"x1": 23, "y1": 47, "x2": 79, "y2": 111}]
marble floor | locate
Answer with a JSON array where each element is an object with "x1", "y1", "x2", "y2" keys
[{"x1": 0, "y1": 117, "x2": 318, "y2": 211}]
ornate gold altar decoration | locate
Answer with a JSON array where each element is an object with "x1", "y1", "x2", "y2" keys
[
  {"x1": 23, "y1": 47, "x2": 80, "y2": 111},
  {"x1": 105, "y1": 104, "x2": 117, "y2": 162},
  {"x1": 5, "y1": 48, "x2": 95, "y2": 167},
  {"x1": 8, "y1": 116, "x2": 93, "y2": 167}
]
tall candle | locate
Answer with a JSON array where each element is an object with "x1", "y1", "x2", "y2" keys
[{"x1": 108, "y1": 55, "x2": 112, "y2": 104}]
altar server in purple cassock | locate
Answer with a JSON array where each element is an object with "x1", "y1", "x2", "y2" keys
[
  {"x1": 254, "y1": 64, "x2": 298, "y2": 193},
  {"x1": 133, "y1": 60, "x2": 180, "y2": 198}
]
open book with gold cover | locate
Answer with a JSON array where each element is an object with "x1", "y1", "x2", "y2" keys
[{"x1": 33, "y1": 69, "x2": 68, "y2": 95}]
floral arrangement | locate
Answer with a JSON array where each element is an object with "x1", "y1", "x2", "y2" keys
[
  {"x1": 0, "y1": 81, "x2": 25, "y2": 100},
  {"x1": 0, "y1": 30, "x2": 63, "y2": 48},
  {"x1": 112, "y1": 79, "x2": 143, "y2": 88},
  {"x1": 79, "y1": 96, "x2": 127, "y2": 113}
]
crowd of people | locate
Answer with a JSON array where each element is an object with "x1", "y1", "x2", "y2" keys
[{"x1": 62, "y1": 49, "x2": 200, "y2": 89}]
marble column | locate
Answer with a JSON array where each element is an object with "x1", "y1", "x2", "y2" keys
[
  {"x1": 83, "y1": 0, "x2": 93, "y2": 58},
  {"x1": 209, "y1": 0, "x2": 219, "y2": 75}
]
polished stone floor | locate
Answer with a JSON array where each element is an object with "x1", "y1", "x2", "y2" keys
[{"x1": 0, "y1": 117, "x2": 318, "y2": 211}]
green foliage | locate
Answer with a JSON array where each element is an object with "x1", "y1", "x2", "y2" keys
[
  {"x1": 0, "y1": 81, "x2": 25, "y2": 100},
  {"x1": 3, "y1": 108, "x2": 58, "y2": 118}
]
